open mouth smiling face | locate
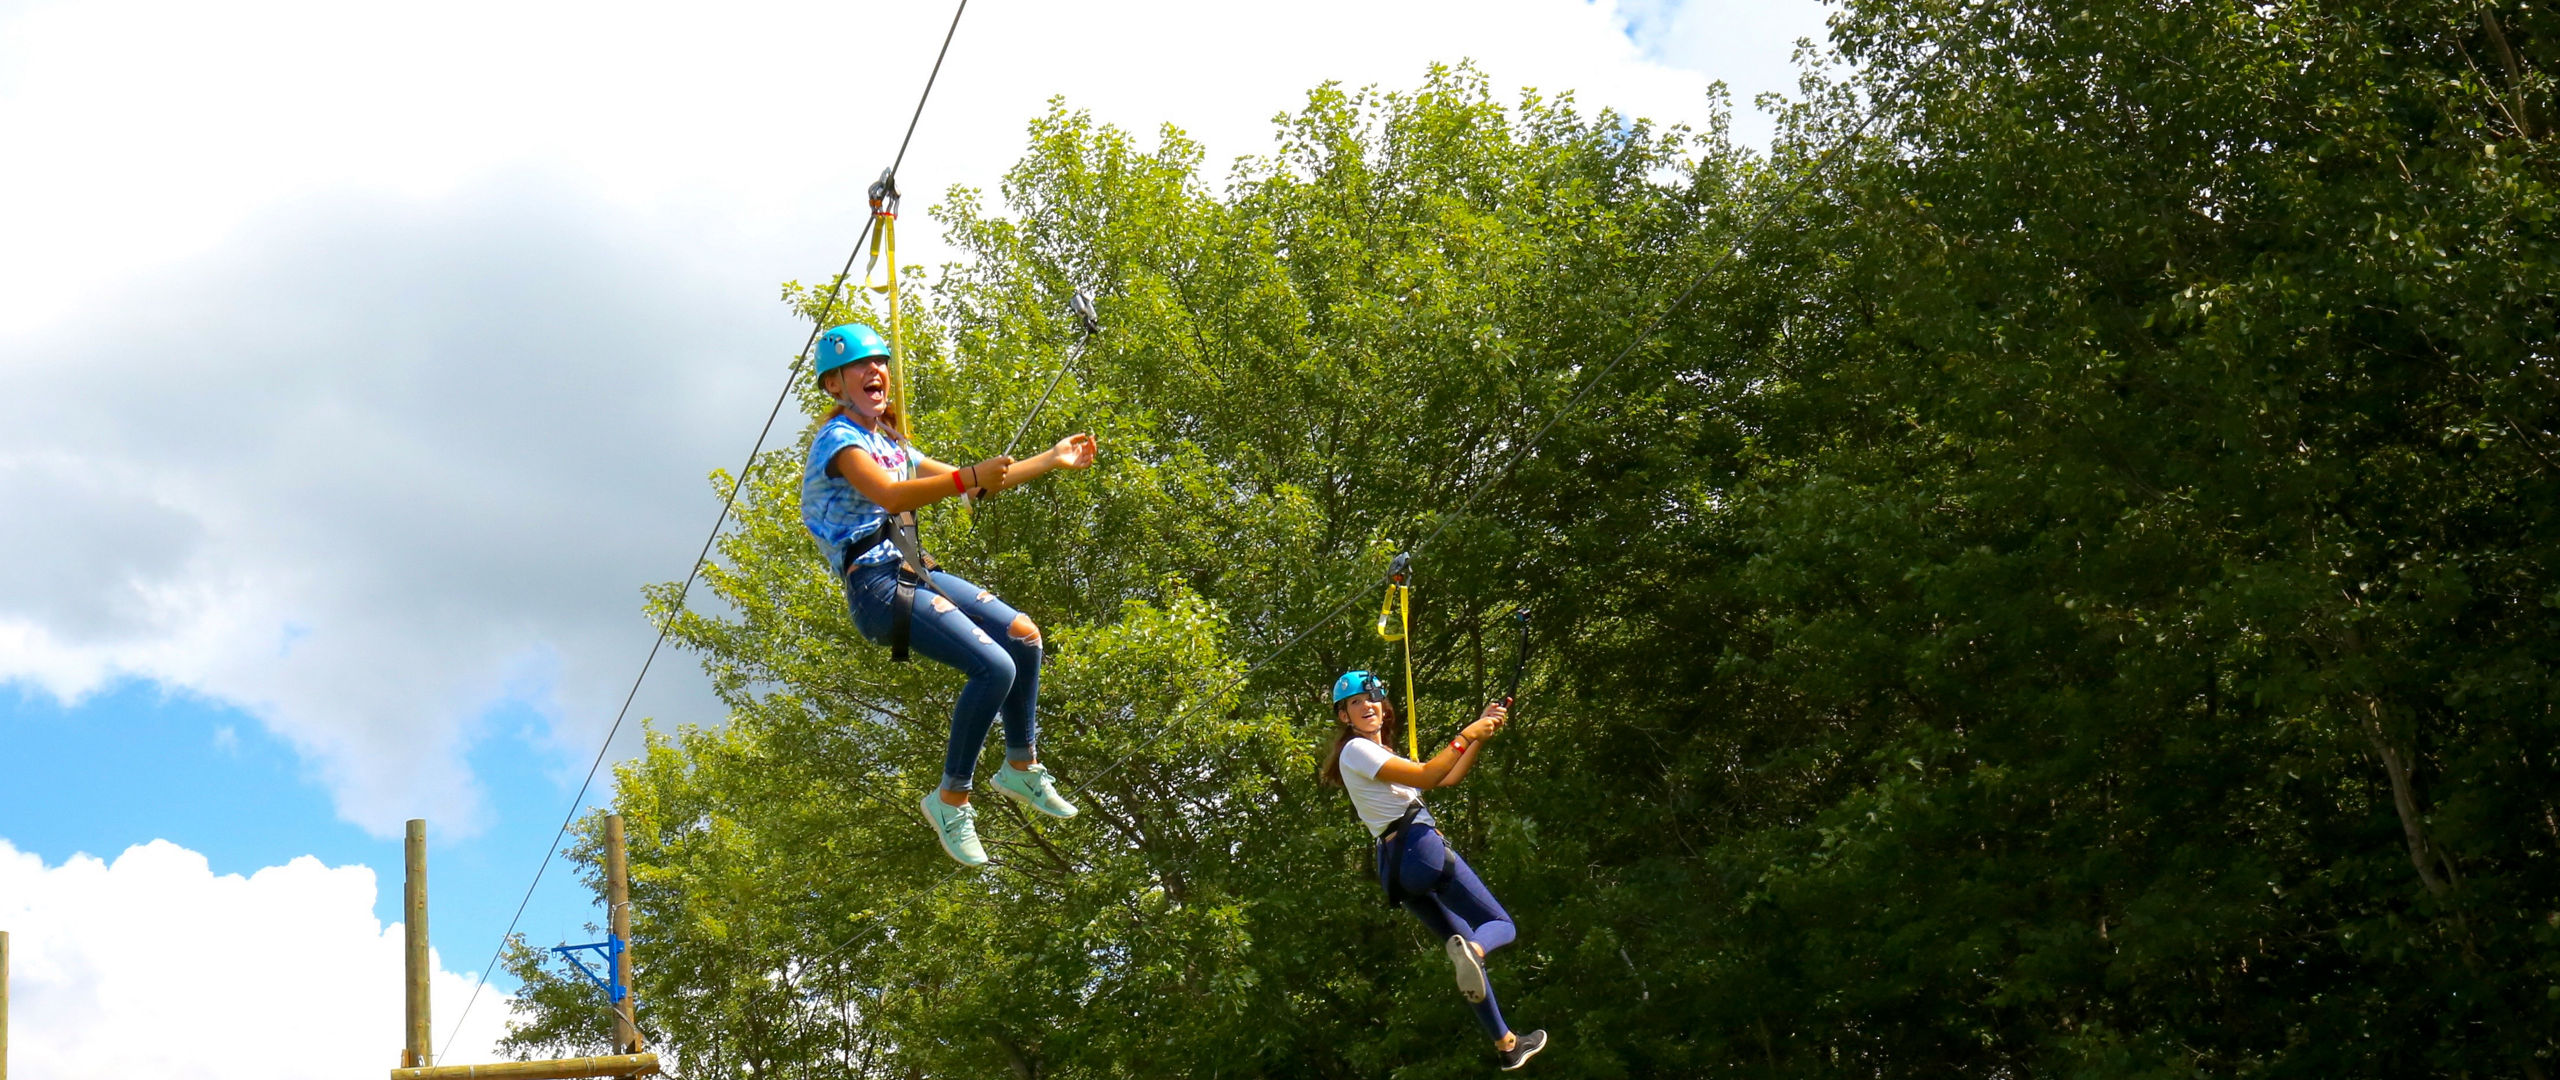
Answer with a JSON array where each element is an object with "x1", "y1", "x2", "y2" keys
[{"x1": 855, "y1": 361, "x2": 888, "y2": 411}]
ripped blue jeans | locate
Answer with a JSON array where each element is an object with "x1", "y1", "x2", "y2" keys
[{"x1": 845, "y1": 563, "x2": 1041, "y2": 792}]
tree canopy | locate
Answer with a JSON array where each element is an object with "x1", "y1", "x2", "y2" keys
[{"x1": 502, "y1": 1, "x2": 2559, "y2": 1075}]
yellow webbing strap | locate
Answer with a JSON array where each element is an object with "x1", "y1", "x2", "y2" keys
[
  {"x1": 865, "y1": 211, "x2": 910, "y2": 440},
  {"x1": 1375, "y1": 582, "x2": 1418, "y2": 759}
]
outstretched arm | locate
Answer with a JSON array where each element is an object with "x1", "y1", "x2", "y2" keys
[
  {"x1": 834, "y1": 445, "x2": 1013, "y2": 515},
  {"x1": 971, "y1": 433, "x2": 1098, "y2": 497},
  {"x1": 1373, "y1": 701, "x2": 1508, "y2": 789}
]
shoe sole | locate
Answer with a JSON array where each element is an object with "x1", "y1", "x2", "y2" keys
[
  {"x1": 1446, "y1": 935, "x2": 1487, "y2": 1003},
  {"x1": 994, "y1": 776, "x2": 1078, "y2": 819},
  {"x1": 1500, "y1": 1032, "x2": 1547, "y2": 1071},
  {"x1": 920, "y1": 792, "x2": 988, "y2": 867}
]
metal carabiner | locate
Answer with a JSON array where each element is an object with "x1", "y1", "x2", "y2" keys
[
  {"x1": 866, "y1": 167, "x2": 901, "y2": 218},
  {"x1": 1069, "y1": 290, "x2": 1100, "y2": 337}
]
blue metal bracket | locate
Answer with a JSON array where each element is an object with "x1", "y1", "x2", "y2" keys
[{"x1": 551, "y1": 933, "x2": 625, "y2": 1004}]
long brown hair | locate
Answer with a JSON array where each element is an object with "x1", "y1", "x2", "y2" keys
[{"x1": 1319, "y1": 698, "x2": 1401, "y2": 787}]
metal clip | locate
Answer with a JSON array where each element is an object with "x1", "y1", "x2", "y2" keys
[
  {"x1": 867, "y1": 167, "x2": 901, "y2": 217},
  {"x1": 1069, "y1": 290, "x2": 1100, "y2": 337}
]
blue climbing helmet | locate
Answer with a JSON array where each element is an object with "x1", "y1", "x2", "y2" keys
[
  {"x1": 814, "y1": 323, "x2": 891, "y2": 379},
  {"x1": 1332, "y1": 670, "x2": 1387, "y2": 705}
]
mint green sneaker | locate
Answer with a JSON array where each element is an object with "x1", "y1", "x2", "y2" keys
[
  {"x1": 990, "y1": 762, "x2": 1079, "y2": 819},
  {"x1": 919, "y1": 790, "x2": 989, "y2": 867}
]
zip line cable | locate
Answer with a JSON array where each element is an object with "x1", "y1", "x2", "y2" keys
[
  {"x1": 785, "y1": 19, "x2": 1963, "y2": 998},
  {"x1": 435, "y1": 0, "x2": 974, "y2": 1060}
]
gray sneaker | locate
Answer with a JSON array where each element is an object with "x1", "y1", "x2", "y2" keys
[
  {"x1": 990, "y1": 762, "x2": 1079, "y2": 819},
  {"x1": 1498, "y1": 1029, "x2": 1548, "y2": 1071},
  {"x1": 1446, "y1": 934, "x2": 1487, "y2": 1003},
  {"x1": 919, "y1": 790, "x2": 989, "y2": 867}
]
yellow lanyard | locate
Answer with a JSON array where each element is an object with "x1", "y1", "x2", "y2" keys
[
  {"x1": 866, "y1": 184, "x2": 909, "y2": 439},
  {"x1": 1375, "y1": 581, "x2": 1418, "y2": 759}
]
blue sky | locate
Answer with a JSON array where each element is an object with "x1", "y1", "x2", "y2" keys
[
  {"x1": 0, "y1": 0, "x2": 1832, "y2": 1073},
  {"x1": 0, "y1": 679, "x2": 610, "y2": 995}
]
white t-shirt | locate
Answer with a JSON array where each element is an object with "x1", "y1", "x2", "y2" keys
[{"x1": 1338, "y1": 737, "x2": 1434, "y2": 838}]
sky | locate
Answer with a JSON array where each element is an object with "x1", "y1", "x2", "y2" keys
[{"x1": 0, "y1": 0, "x2": 1834, "y2": 1073}]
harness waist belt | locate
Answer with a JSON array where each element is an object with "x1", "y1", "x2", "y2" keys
[
  {"x1": 1374, "y1": 802, "x2": 1450, "y2": 910},
  {"x1": 845, "y1": 512, "x2": 939, "y2": 664}
]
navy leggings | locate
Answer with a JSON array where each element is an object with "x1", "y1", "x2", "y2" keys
[
  {"x1": 1380, "y1": 822, "x2": 1516, "y2": 1038},
  {"x1": 845, "y1": 563, "x2": 1041, "y2": 792}
]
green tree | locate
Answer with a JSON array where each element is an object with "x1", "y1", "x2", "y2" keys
[
  {"x1": 506, "y1": 3, "x2": 2560, "y2": 1074},
  {"x1": 508, "y1": 65, "x2": 1727, "y2": 1079}
]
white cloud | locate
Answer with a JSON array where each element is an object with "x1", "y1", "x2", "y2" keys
[
  {"x1": 0, "y1": 177, "x2": 776, "y2": 836},
  {"x1": 0, "y1": 838, "x2": 514, "y2": 1080},
  {"x1": 0, "y1": 0, "x2": 1828, "y2": 835},
  {"x1": 1611, "y1": 0, "x2": 1844, "y2": 147},
  {"x1": 0, "y1": 0, "x2": 1796, "y2": 331}
]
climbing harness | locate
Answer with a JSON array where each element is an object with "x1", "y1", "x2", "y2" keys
[
  {"x1": 967, "y1": 290, "x2": 1103, "y2": 515},
  {"x1": 845, "y1": 514, "x2": 948, "y2": 664},
  {"x1": 1374, "y1": 803, "x2": 1451, "y2": 911},
  {"x1": 1375, "y1": 551, "x2": 1420, "y2": 758}
]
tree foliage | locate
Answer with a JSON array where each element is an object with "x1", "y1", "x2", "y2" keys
[{"x1": 506, "y1": 2, "x2": 2560, "y2": 1075}]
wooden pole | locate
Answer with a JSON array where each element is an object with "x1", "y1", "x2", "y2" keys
[
  {"x1": 405, "y1": 819, "x2": 432, "y2": 1069},
  {"x1": 391, "y1": 1051, "x2": 661, "y2": 1080},
  {"x1": 604, "y1": 814, "x2": 638, "y2": 1054},
  {"x1": 3, "y1": 929, "x2": 12, "y2": 1080}
]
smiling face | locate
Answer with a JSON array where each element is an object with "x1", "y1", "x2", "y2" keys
[
  {"x1": 1339, "y1": 694, "x2": 1388, "y2": 740},
  {"x1": 821, "y1": 356, "x2": 892, "y2": 420}
]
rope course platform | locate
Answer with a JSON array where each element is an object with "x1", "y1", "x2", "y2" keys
[
  {"x1": 393, "y1": 1053, "x2": 661, "y2": 1080},
  {"x1": 396, "y1": 818, "x2": 649, "y2": 1080}
]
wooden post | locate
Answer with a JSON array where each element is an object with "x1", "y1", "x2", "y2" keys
[
  {"x1": 3, "y1": 929, "x2": 12, "y2": 1080},
  {"x1": 605, "y1": 814, "x2": 638, "y2": 1055},
  {"x1": 392, "y1": 1052, "x2": 660, "y2": 1080},
  {"x1": 405, "y1": 819, "x2": 432, "y2": 1069}
]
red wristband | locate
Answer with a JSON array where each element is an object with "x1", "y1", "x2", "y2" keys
[
  {"x1": 952, "y1": 469, "x2": 968, "y2": 493},
  {"x1": 1451, "y1": 737, "x2": 1467, "y2": 752}
]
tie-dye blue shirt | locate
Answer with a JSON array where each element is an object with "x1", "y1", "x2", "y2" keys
[{"x1": 802, "y1": 414, "x2": 915, "y2": 574}]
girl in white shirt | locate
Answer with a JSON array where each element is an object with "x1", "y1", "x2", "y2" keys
[{"x1": 1321, "y1": 669, "x2": 1548, "y2": 1071}]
